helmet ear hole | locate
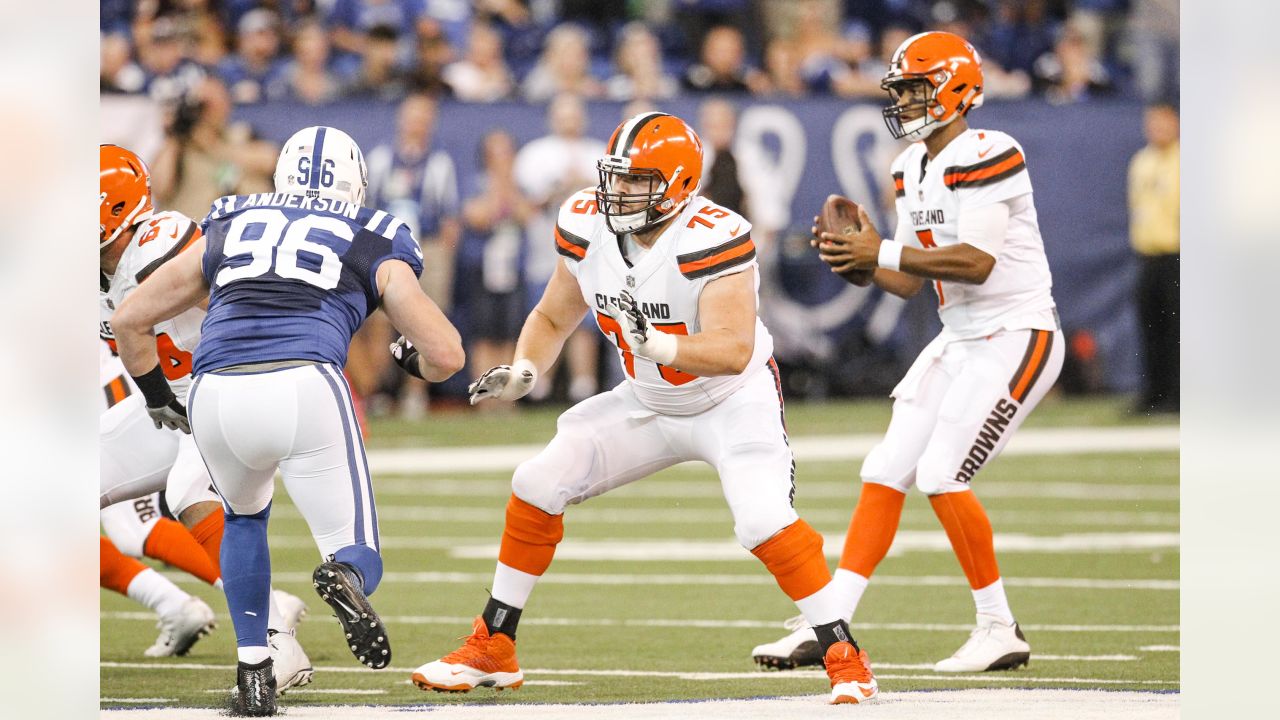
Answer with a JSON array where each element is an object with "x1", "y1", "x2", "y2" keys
[{"x1": 112, "y1": 201, "x2": 126, "y2": 216}]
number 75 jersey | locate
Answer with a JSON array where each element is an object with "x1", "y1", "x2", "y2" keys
[
  {"x1": 196, "y1": 193, "x2": 424, "y2": 375},
  {"x1": 557, "y1": 188, "x2": 774, "y2": 416}
]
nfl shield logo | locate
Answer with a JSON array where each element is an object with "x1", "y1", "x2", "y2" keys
[{"x1": 626, "y1": 275, "x2": 635, "y2": 289}]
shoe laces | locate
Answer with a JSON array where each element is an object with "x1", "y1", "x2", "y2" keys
[
  {"x1": 440, "y1": 618, "x2": 508, "y2": 669},
  {"x1": 826, "y1": 643, "x2": 874, "y2": 685},
  {"x1": 782, "y1": 614, "x2": 808, "y2": 632},
  {"x1": 954, "y1": 623, "x2": 995, "y2": 657}
]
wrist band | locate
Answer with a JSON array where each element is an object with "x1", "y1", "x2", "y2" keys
[
  {"x1": 641, "y1": 330, "x2": 678, "y2": 366},
  {"x1": 877, "y1": 240, "x2": 904, "y2": 271},
  {"x1": 131, "y1": 365, "x2": 175, "y2": 408}
]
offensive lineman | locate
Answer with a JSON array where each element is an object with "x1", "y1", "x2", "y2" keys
[
  {"x1": 751, "y1": 31, "x2": 1063, "y2": 674},
  {"x1": 406, "y1": 113, "x2": 878, "y2": 705},
  {"x1": 100, "y1": 145, "x2": 312, "y2": 690},
  {"x1": 111, "y1": 126, "x2": 465, "y2": 715}
]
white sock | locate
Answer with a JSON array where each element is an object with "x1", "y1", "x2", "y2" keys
[
  {"x1": 972, "y1": 578, "x2": 1014, "y2": 624},
  {"x1": 794, "y1": 581, "x2": 848, "y2": 626},
  {"x1": 238, "y1": 646, "x2": 270, "y2": 664},
  {"x1": 213, "y1": 578, "x2": 224, "y2": 590},
  {"x1": 126, "y1": 568, "x2": 188, "y2": 619},
  {"x1": 831, "y1": 568, "x2": 870, "y2": 620},
  {"x1": 491, "y1": 562, "x2": 540, "y2": 608},
  {"x1": 267, "y1": 589, "x2": 283, "y2": 631}
]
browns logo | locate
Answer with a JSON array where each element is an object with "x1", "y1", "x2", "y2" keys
[{"x1": 954, "y1": 398, "x2": 1018, "y2": 483}]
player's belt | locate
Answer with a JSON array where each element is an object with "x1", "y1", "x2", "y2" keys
[
  {"x1": 211, "y1": 359, "x2": 320, "y2": 375},
  {"x1": 103, "y1": 374, "x2": 132, "y2": 409}
]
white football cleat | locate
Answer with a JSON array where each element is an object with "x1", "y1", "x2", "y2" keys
[
  {"x1": 933, "y1": 613, "x2": 1031, "y2": 672},
  {"x1": 144, "y1": 596, "x2": 217, "y2": 657},
  {"x1": 268, "y1": 628, "x2": 314, "y2": 695},
  {"x1": 272, "y1": 589, "x2": 309, "y2": 632},
  {"x1": 751, "y1": 614, "x2": 824, "y2": 670}
]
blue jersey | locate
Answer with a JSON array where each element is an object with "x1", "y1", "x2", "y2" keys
[{"x1": 195, "y1": 192, "x2": 424, "y2": 374}]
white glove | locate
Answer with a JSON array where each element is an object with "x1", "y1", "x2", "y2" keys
[
  {"x1": 147, "y1": 400, "x2": 191, "y2": 434},
  {"x1": 605, "y1": 289, "x2": 677, "y2": 365},
  {"x1": 467, "y1": 358, "x2": 538, "y2": 405}
]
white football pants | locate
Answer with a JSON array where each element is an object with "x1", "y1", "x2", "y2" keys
[
  {"x1": 862, "y1": 327, "x2": 1064, "y2": 495},
  {"x1": 186, "y1": 363, "x2": 379, "y2": 558},
  {"x1": 100, "y1": 492, "x2": 164, "y2": 557}
]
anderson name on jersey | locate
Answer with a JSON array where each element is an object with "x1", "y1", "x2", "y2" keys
[
  {"x1": 556, "y1": 187, "x2": 773, "y2": 415},
  {"x1": 196, "y1": 192, "x2": 424, "y2": 374},
  {"x1": 890, "y1": 128, "x2": 1057, "y2": 339},
  {"x1": 99, "y1": 210, "x2": 204, "y2": 402}
]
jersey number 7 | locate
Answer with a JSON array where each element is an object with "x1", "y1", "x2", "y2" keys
[{"x1": 595, "y1": 312, "x2": 698, "y2": 386}]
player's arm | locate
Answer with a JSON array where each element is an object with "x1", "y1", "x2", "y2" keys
[
  {"x1": 669, "y1": 269, "x2": 757, "y2": 376},
  {"x1": 818, "y1": 205, "x2": 998, "y2": 285},
  {"x1": 378, "y1": 259, "x2": 465, "y2": 382}
]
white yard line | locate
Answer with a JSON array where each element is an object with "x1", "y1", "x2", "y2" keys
[
  {"x1": 1139, "y1": 645, "x2": 1180, "y2": 652},
  {"x1": 98, "y1": 689, "x2": 1180, "y2": 720},
  {"x1": 102, "y1": 613, "x2": 1178, "y2": 634},
  {"x1": 363, "y1": 426, "x2": 1178, "y2": 475}
]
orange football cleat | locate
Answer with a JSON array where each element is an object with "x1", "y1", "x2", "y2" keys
[
  {"x1": 825, "y1": 640, "x2": 879, "y2": 704},
  {"x1": 411, "y1": 616, "x2": 524, "y2": 692}
]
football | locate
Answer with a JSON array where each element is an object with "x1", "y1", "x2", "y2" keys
[{"x1": 817, "y1": 194, "x2": 874, "y2": 286}]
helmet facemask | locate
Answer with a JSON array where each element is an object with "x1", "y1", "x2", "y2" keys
[
  {"x1": 596, "y1": 155, "x2": 681, "y2": 235},
  {"x1": 882, "y1": 77, "x2": 948, "y2": 142}
]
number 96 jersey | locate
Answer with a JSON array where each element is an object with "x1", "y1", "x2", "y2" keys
[
  {"x1": 99, "y1": 210, "x2": 204, "y2": 402},
  {"x1": 556, "y1": 188, "x2": 774, "y2": 416}
]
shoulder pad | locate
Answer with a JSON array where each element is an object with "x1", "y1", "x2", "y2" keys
[
  {"x1": 943, "y1": 131, "x2": 1026, "y2": 190},
  {"x1": 676, "y1": 197, "x2": 755, "y2": 279},
  {"x1": 131, "y1": 211, "x2": 202, "y2": 284},
  {"x1": 554, "y1": 187, "x2": 599, "y2": 262}
]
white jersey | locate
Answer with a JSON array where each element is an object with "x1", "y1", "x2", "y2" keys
[
  {"x1": 891, "y1": 128, "x2": 1057, "y2": 339},
  {"x1": 555, "y1": 188, "x2": 773, "y2": 415},
  {"x1": 99, "y1": 210, "x2": 204, "y2": 402}
]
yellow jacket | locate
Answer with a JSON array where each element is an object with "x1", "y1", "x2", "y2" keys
[{"x1": 1127, "y1": 141, "x2": 1179, "y2": 256}]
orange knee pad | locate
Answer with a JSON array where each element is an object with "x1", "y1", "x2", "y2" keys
[
  {"x1": 751, "y1": 519, "x2": 831, "y2": 601},
  {"x1": 497, "y1": 494, "x2": 564, "y2": 576}
]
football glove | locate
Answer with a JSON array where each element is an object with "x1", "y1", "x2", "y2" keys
[
  {"x1": 130, "y1": 365, "x2": 191, "y2": 434},
  {"x1": 389, "y1": 336, "x2": 424, "y2": 380},
  {"x1": 605, "y1": 289, "x2": 677, "y2": 365},
  {"x1": 468, "y1": 359, "x2": 538, "y2": 405},
  {"x1": 147, "y1": 399, "x2": 191, "y2": 434}
]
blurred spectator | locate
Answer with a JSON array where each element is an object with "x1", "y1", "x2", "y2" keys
[
  {"x1": 422, "y1": 0, "x2": 475, "y2": 51},
  {"x1": 513, "y1": 94, "x2": 606, "y2": 402},
  {"x1": 101, "y1": 33, "x2": 145, "y2": 94},
  {"x1": 1033, "y1": 20, "x2": 1115, "y2": 104},
  {"x1": 681, "y1": 25, "x2": 766, "y2": 94},
  {"x1": 364, "y1": 93, "x2": 461, "y2": 415},
  {"x1": 1067, "y1": 0, "x2": 1128, "y2": 63},
  {"x1": 150, "y1": 77, "x2": 276, "y2": 221},
  {"x1": 1126, "y1": 0, "x2": 1179, "y2": 103},
  {"x1": 1127, "y1": 103, "x2": 1179, "y2": 414},
  {"x1": 408, "y1": 20, "x2": 458, "y2": 97},
  {"x1": 217, "y1": 9, "x2": 288, "y2": 105},
  {"x1": 760, "y1": 38, "x2": 808, "y2": 98},
  {"x1": 697, "y1": 98, "x2": 747, "y2": 216},
  {"x1": 934, "y1": 14, "x2": 1030, "y2": 100},
  {"x1": 342, "y1": 24, "x2": 411, "y2": 100},
  {"x1": 674, "y1": 0, "x2": 754, "y2": 62},
  {"x1": 443, "y1": 22, "x2": 515, "y2": 101},
  {"x1": 133, "y1": 15, "x2": 207, "y2": 105},
  {"x1": 190, "y1": 8, "x2": 232, "y2": 67},
  {"x1": 521, "y1": 24, "x2": 605, "y2": 102},
  {"x1": 789, "y1": 0, "x2": 845, "y2": 92},
  {"x1": 606, "y1": 22, "x2": 679, "y2": 102},
  {"x1": 458, "y1": 130, "x2": 535, "y2": 400},
  {"x1": 474, "y1": 0, "x2": 546, "y2": 76},
  {"x1": 326, "y1": 0, "x2": 427, "y2": 77},
  {"x1": 983, "y1": 0, "x2": 1059, "y2": 77},
  {"x1": 829, "y1": 21, "x2": 888, "y2": 98},
  {"x1": 272, "y1": 20, "x2": 343, "y2": 104}
]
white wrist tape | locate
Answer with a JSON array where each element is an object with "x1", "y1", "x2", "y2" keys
[
  {"x1": 877, "y1": 240, "x2": 904, "y2": 271},
  {"x1": 638, "y1": 330, "x2": 678, "y2": 366},
  {"x1": 502, "y1": 358, "x2": 538, "y2": 400}
]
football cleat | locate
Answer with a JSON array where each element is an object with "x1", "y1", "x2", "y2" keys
[
  {"x1": 933, "y1": 613, "x2": 1031, "y2": 672},
  {"x1": 230, "y1": 658, "x2": 277, "y2": 717},
  {"x1": 411, "y1": 616, "x2": 524, "y2": 692},
  {"x1": 144, "y1": 596, "x2": 217, "y2": 657},
  {"x1": 752, "y1": 614, "x2": 824, "y2": 670},
  {"x1": 825, "y1": 641, "x2": 878, "y2": 705},
  {"x1": 271, "y1": 589, "x2": 308, "y2": 632},
  {"x1": 267, "y1": 628, "x2": 313, "y2": 695},
  {"x1": 312, "y1": 560, "x2": 390, "y2": 669}
]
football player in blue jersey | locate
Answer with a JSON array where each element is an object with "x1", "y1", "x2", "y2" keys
[{"x1": 112, "y1": 126, "x2": 465, "y2": 716}]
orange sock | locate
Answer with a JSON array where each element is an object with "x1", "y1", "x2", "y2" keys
[
  {"x1": 143, "y1": 518, "x2": 221, "y2": 585},
  {"x1": 497, "y1": 494, "x2": 564, "y2": 576},
  {"x1": 838, "y1": 483, "x2": 907, "y2": 578},
  {"x1": 100, "y1": 536, "x2": 148, "y2": 595},
  {"x1": 751, "y1": 520, "x2": 831, "y2": 601},
  {"x1": 929, "y1": 490, "x2": 1001, "y2": 589},
  {"x1": 188, "y1": 511, "x2": 225, "y2": 575}
]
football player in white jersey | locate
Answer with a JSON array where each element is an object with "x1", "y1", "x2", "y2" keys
[
  {"x1": 99, "y1": 145, "x2": 313, "y2": 694},
  {"x1": 404, "y1": 113, "x2": 876, "y2": 705},
  {"x1": 752, "y1": 31, "x2": 1063, "y2": 674}
]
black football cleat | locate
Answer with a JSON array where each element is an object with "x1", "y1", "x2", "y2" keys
[
  {"x1": 312, "y1": 559, "x2": 391, "y2": 669},
  {"x1": 230, "y1": 658, "x2": 277, "y2": 716}
]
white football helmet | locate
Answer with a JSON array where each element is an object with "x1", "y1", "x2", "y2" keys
[{"x1": 274, "y1": 126, "x2": 368, "y2": 206}]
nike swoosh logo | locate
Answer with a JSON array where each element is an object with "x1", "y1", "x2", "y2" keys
[
  {"x1": 331, "y1": 597, "x2": 361, "y2": 621},
  {"x1": 977, "y1": 146, "x2": 995, "y2": 159},
  {"x1": 730, "y1": 224, "x2": 742, "y2": 237}
]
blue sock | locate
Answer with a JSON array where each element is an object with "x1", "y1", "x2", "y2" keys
[
  {"x1": 334, "y1": 544, "x2": 383, "y2": 595},
  {"x1": 221, "y1": 504, "x2": 272, "y2": 649}
]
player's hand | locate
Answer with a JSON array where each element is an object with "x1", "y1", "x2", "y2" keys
[
  {"x1": 468, "y1": 359, "x2": 537, "y2": 405},
  {"x1": 815, "y1": 206, "x2": 882, "y2": 273},
  {"x1": 389, "y1": 336, "x2": 425, "y2": 380},
  {"x1": 147, "y1": 399, "x2": 191, "y2": 434},
  {"x1": 605, "y1": 290, "x2": 677, "y2": 365}
]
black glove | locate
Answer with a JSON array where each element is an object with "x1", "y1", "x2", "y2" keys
[
  {"x1": 389, "y1": 336, "x2": 424, "y2": 380},
  {"x1": 130, "y1": 365, "x2": 191, "y2": 434}
]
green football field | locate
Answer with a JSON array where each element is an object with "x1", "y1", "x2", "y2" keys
[{"x1": 100, "y1": 396, "x2": 1179, "y2": 712}]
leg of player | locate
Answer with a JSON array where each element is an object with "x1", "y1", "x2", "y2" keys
[
  {"x1": 100, "y1": 493, "x2": 221, "y2": 586},
  {"x1": 100, "y1": 536, "x2": 216, "y2": 657},
  {"x1": 918, "y1": 329, "x2": 1064, "y2": 673},
  {"x1": 411, "y1": 386, "x2": 680, "y2": 693}
]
